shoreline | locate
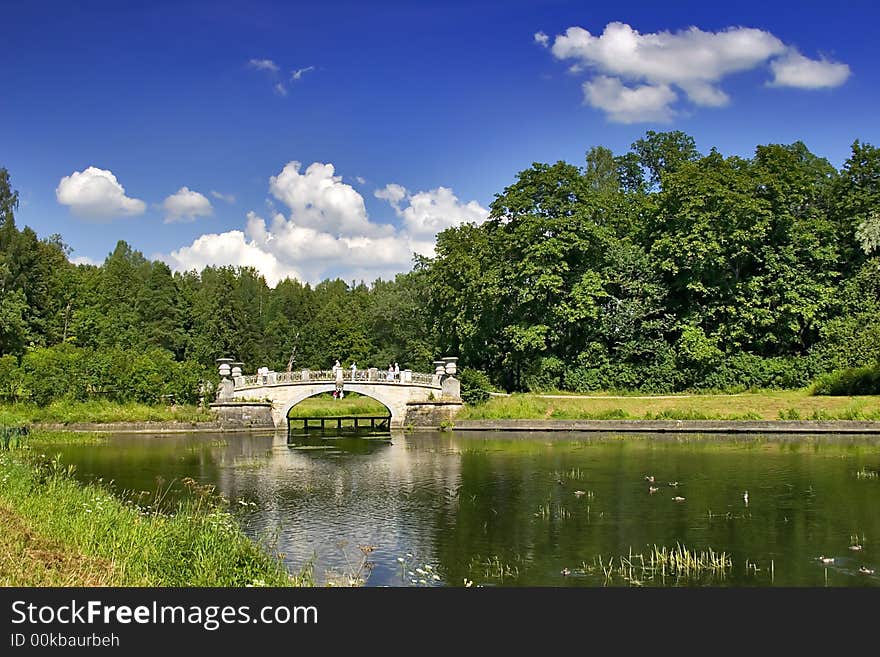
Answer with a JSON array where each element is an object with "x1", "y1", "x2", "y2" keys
[
  {"x1": 32, "y1": 421, "x2": 270, "y2": 433},
  {"x1": 27, "y1": 418, "x2": 880, "y2": 434},
  {"x1": 449, "y1": 419, "x2": 880, "y2": 434}
]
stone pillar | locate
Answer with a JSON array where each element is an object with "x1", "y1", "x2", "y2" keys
[
  {"x1": 215, "y1": 358, "x2": 234, "y2": 401},
  {"x1": 402, "y1": 369, "x2": 412, "y2": 383},
  {"x1": 368, "y1": 367, "x2": 379, "y2": 381},
  {"x1": 442, "y1": 357, "x2": 458, "y2": 376},
  {"x1": 441, "y1": 376, "x2": 461, "y2": 400},
  {"x1": 301, "y1": 369, "x2": 310, "y2": 381}
]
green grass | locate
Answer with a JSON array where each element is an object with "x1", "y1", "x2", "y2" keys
[
  {"x1": 0, "y1": 440, "x2": 309, "y2": 586},
  {"x1": 0, "y1": 400, "x2": 216, "y2": 425},
  {"x1": 286, "y1": 392, "x2": 389, "y2": 418},
  {"x1": 458, "y1": 390, "x2": 880, "y2": 421}
]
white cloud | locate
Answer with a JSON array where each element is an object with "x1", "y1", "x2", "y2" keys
[
  {"x1": 164, "y1": 229, "x2": 302, "y2": 287},
  {"x1": 769, "y1": 51, "x2": 850, "y2": 88},
  {"x1": 377, "y1": 185, "x2": 489, "y2": 237},
  {"x1": 56, "y1": 167, "x2": 146, "y2": 220},
  {"x1": 211, "y1": 191, "x2": 236, "y2": 204},
  {"x1": 162, "y1": 162, "x2": 486, "y2": 285},
  {"x1": 543, "y1": 21, "x2": 851, "y2": 122},
  {"x1": 534, "y1": 31, "x2": 549, "y2": 47},
  {"x1": 269, "y1": 161, "x2": 390, "y2": 236},
  {"x1": 273, "y1": 82, "x2": 288, "y2": 96},
  {"x1": 162, "y1": 187, "x2": 213, "y2": 223},
  {"x1": 292, "y1": 66, "x2": 315, "y2": 81},
  {"x1": 69, "y1": 255, "x2": 100, "y2": 267},
  {"x1": 355, "y1": 176, "x2": 366, "y2": 185},
  {"x1": 551, "y1": 23, "x2": 785, "y2": 95},
  {"x1": 249, "y1": 58, "x2": 279, "y2": 72},
  {"x1": 583, "y1": 76, "x2": 677, "y2": 123},
  {"x1": 374, "y1": 183, "x2": 407, "y2": 211}
]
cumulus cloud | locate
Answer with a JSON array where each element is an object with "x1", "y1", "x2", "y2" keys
[
  {"x1": 534, "y1": 31, "x2": 549, "y2": 47},
  {"x1": 583, "y1": 76, "x2": 677, "y2": 123},
  {"x1": 162, "y1": 187, "x2": 213, "y2": 223},
  {"x1": 269, "y1": 161, "x2": 390, "y2": 236},
  {"x1": 161, "y1": 162, "x2": 487, "y2": 285},
  {"x1": 69, "y1": 255, "x2": 101, "y2": 267},
  {"x1": 165, "y1": 229, "x2": 302, "y2": 287},
  {"x1": 374, "y1": 183, "x2": 407, "y2": 211},
  {"x1": 56, "y1": 167, "x2": 146, "y2": 220},
  {"x1": 769, "y1": 51, "x2": 851, "y2": 88},
  {"x1": 377, "y1": 184, "x2": 489, "y2": 237},
  {"x1": 211, "y1": 191, "x2": 236, "y2": 204},
  {"x1": 249, "y1": 58, "x2": 279, "y2": 72},
  {"x1": 542, "y1": 21, "x2": 851, "y2": 122}
]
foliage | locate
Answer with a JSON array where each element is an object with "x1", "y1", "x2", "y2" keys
[
  {"x1": 459, "y1": 367, "x2": 493, "y2": 405},
  {"x1": 0, "y1": 401, "x2": 215, "y2": 426},
  {"x1": 2, "y1": 130, "x2": 880, "y2": 399},
  {"x1": 0, "y1": 449, "x2": 304, "y2": 586},
  {"x1": 455, "y1": 391, "x2": 880, "y2": 421},
  {"x1": 812, "y1": 364, "x2": 880, "y2": 396}
]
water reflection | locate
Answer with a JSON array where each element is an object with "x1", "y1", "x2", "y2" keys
[{"x1": 53, "y1": 430, "x2": 880, "y2": 587}]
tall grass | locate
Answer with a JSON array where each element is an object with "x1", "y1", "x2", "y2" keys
[
  {"x1": 0, "y1": 425, "x2": 29, "y2": 450},
  {"x1": 0, "y1": 447, "x2": 307, "y2": 586},
  {"x1": 457, "y1": 391, "x2": 880, "y2": 421},
  {"x1": 586, "y1": 543, "x2": 732, "y2": 585},
  {"x1": 0, "y1": 400, "x2": 216, "y2": 425}
]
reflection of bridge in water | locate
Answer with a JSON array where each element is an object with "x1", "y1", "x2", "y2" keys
[
  {"x1": 212, "y1": 358, "x2": 464, "y2": 430},
  {"x1": 288, "y1": 414, "x2": 391, "y2": 436}
]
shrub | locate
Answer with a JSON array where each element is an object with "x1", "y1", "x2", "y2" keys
[
  {"x1": 522, "y1": 356, "x2": 566, "y2": 392},
  {"x1": 699, "y1": 354, "x2": 819, "y2": 391},
  {"x1": 459, "y1": 367, "x2": 493, "y2": 405},
  {"x1": 811, "y1": 364, "x2": 880, "y2": 396}
]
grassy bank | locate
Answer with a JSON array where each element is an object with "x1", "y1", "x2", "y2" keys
[
  {"x1": 457, "y1": 390, "x2": 880, "y2": 421},
  {"x1": 0, "y1": 435, "x2": 307, "y2": 586},
  {"x1": 286, "y1": 392, "x2": 389, "y2": 418},
  {"x1": 0, "y1": 400, "x2": 216, "y2": 426}
]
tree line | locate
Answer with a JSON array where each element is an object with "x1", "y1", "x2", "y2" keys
[{"x1": 1, "y1": 130, "x2": 878, "y2": 404}]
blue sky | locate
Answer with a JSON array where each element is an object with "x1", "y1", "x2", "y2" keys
[{"x1": 2, "y1": 0, "x2": 877, "y2": 284}]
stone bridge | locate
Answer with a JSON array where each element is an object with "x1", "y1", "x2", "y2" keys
[{"x1": 211, "y1": 359, "x2": 463, "y2": 429}]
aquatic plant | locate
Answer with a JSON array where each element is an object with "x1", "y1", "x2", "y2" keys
[{"x1": 584, "y1": 543, "x2": 732, "y2": 586}]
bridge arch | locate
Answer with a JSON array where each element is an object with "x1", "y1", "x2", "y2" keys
[{"x1": 283, "y1": 389, "x2": 393, "y2": 421}]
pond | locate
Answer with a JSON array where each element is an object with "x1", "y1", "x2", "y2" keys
[{"x1": 50, "y1": 430, "x2": 880, "y2": 587}]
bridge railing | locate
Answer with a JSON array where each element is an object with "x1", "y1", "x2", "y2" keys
[
  {"x1": 235, "y1": 368, "x2": 440, "y2": 387},
  {"x1": 410, "y1": 372, "x2": 436, "y2": 385}
]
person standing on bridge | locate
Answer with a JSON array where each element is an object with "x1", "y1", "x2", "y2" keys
[
  {"x1": 394, "y1": 362, "x2": 400, "y2": 381},
  {"x1": 334, "y1": 360, "x2": 344, "y2": 399},
  {"x1": 350, "y1": 361, "x2": 357, "y2": 381}
]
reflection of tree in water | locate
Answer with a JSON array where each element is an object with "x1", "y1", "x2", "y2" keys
[
  {"x1": 47, "y1": 432, "x2": 880, "y2": 587},
  {"x1": 286, "y1": 434, "x2": 393, "y2": 458},
  {"x1": 431, "y1": 436, "x2": 880, "y2": 587}
]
